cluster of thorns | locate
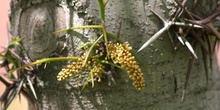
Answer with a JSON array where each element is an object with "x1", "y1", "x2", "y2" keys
[
  {"x1": 0, "y1": 37, "x2": 39, "y2": 110},
  {"x1": 138, "y1": 0, "x2": 220, "y2": 101}
]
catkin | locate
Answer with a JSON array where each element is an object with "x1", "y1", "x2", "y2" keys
[
  {"x1": 57, "y1": 56, "x2": 86, "y2": 81},
  {"x1": 107, "y1": 42, "x2": 145, "y2": 90}
]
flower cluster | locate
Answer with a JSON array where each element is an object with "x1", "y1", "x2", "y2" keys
[
  {"x1": 57, "y1": 56, "x2": 105, "y2": 81},
  {"x1": 57, "y1": 41, "x2": 145, "y2": 90},
  {"x1": 57, "y1": 56, "x2": 86, "y2": 81},
  {"x1": 108, "y1": 42, "x2": 145, "y2": 90},
  {"x1": 90, "y1": 63, "x2": 105, "y2": 82}
]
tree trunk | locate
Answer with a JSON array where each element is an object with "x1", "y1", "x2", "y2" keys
[{"x1": 10, "y1": 0, "x2": 220, "y2": 110}]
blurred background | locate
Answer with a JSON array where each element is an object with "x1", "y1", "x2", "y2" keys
[{"x1": 0, "y1": 0, "x2": 28, "y2": 110}]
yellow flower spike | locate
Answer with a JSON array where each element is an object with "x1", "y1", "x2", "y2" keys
[
  {"x1": 107, "y1": 42, "x2": 145, "y2": 90},
  {"x1": 57, "y1": 56, "x2": 87, "y2": 81}
]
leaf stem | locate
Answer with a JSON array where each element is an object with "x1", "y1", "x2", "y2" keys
[
  {"x1": 98, "y1": 0, "x2": 105, "y2": 21},
  {"x1": 101, "y1": 21, "x2": 109, "y2": 57},
  {"x1": 10, "y1": 57, "x2": 79, "y2": 73},
  {"x1": 82, "y1": 35, "x2": 104, "y2": 67},
  {"x1": 52, "y1": 25, "x2": 102, "y2": 34}
]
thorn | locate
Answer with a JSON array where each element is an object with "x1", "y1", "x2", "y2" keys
[
  {"x1": 26, "y1": 75, "x2": 38, "y2": 100},
  {"x1": 181, "y1": 90, "x2": 185, "y2": 102},
  {"x1": 138, "y1": 24, "x2": 169, "y2": 52},
  {"x1": 176, "y1": 33, "x2": 185, "y2": 45},
  {"x1": 185, "y1": 41, "x2": 198, "y2": 59},
  {"x1": 138, "y1": 9, "x2": 172, "y2": 52}
]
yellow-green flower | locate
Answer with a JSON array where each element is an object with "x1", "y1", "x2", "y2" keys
[{"x1": 108, "y1": 42, "x2": 145, "y2": 90}]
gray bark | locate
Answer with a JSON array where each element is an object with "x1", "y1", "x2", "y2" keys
[{"x1": 10, "y1": 0, "x2": 220, "y2": 110}]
